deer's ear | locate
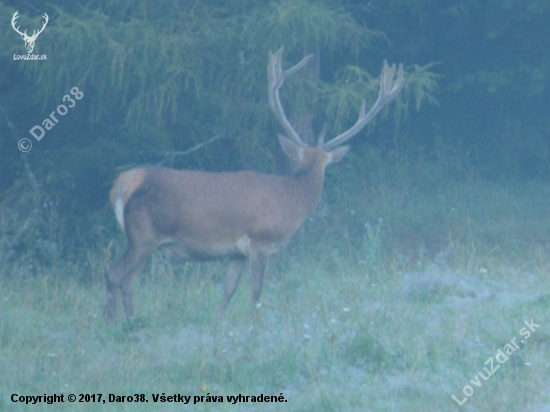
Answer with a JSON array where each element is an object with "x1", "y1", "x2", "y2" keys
[
  {"x1": 328, "y1": 145, "x2": 350, "y2": 164},
  {"x1": 278, "y1": 134, "x2": 303, "y2": 162}
]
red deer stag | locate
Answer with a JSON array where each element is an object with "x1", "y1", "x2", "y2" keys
[{"x1": 105, "y1": 47, "x2": 404, "y2": 323}]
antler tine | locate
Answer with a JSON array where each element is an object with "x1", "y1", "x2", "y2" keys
[
  {"x1": 316, "y1": 124, "x2": 327, "y2": 147},
  {"x1": 29, "y1": 13, "x2": 49, "y2": 38},
  {"x1": 268, "y1": 47, "x2": 314, "y2": 148},
  {"x1": 11, "y1": 11, "x2": 49, "y2": 38},
  {"x1": 34, "y1": 13, "x2": 49, "y2": 37},
  {"x1": 322, "y1": 61, "x2": 405, "y2": 152},
  {"x1": 11, "y1": 11, "x2": 26, "y2": 36}
]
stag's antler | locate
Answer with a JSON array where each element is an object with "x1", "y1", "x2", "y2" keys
[
  {"x1": 11, "y1": 11, "x2": 25, "y2": 37},
  {"x1": 267, "y1": 47, "x2": 313, "y2": 148},
  {"x1": 268, "y1": 47, "x2": 404, "y2": 151},
  {"x1": 321, "y1": 61, "x2": 404, "y2": 151}
]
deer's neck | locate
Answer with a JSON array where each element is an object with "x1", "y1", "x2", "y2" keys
[{"x1": 290, "y1": 163, "x2": 326, "y2": 216}]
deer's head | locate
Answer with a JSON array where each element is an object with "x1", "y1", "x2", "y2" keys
[{"x1": 11, "y1": 11, "x2": 49, "y2": 54}]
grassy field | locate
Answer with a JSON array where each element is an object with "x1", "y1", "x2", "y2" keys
[{"x1": 1, "y1": 165, "x2": 550, "y2": 411}]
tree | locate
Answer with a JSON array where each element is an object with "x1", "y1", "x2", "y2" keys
[{"x1": 0, "y1": 0, "x2": 437, "y2": 265}]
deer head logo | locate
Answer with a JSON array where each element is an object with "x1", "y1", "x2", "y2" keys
[{"x1": 11, "y1": 11, "x2": 49, "y2": 54}]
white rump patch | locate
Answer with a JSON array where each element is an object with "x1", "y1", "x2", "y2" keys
[{"x1": 114, "y1": 189, "x2": 125, "y2": 233}]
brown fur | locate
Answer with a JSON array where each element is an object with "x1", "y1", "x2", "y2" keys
[
  {"x1": 104, "y1": 145, "x2": 346, "y2": 322},
  {"x1": 104, "y1": 49, "x2": 403, "y2": 323},
  {"x1": 109, "y1": 168, "x2": 147, "y2": 233}
]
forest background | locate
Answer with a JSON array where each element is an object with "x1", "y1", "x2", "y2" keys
[
  {"x1": 1, "y1": 1, "x2": 550, "y2": 410},
  {"x1": 1, "y1": 0, "x2": 549, "y2": 267}
]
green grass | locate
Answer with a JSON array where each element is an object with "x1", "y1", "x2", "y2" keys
[
  {"x1": 1, "y1": 169, "x2": 550, "y2": 411},
  {"x1": 1, "y1": 258, "x2": 549, "y2": 410}
]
